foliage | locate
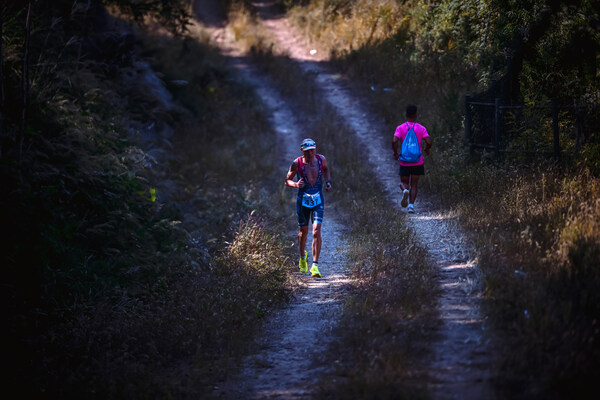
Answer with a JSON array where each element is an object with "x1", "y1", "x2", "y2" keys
[
  {"x1": 1, "y1": 1, "x2": 296, "y2": 398},
  {"x1": 103, "y1": 0, "x2": 192, "y2": 36},
  {"x1": 489, "y1": 0, "x2": 599, "y2": 100},
  {"x1": 287, "y1": 0, "x2": 599, "y2": 156}
]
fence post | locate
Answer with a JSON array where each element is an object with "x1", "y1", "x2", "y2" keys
[
  {"x1": 552, "y1": 98, "x2": 560, "y2": 162},
  {"x1": 494, "y1": 98, "x2": 501, "y2": 159},
  {"x1": 464, "y1": 94, "x2": 471, "y2": 148},
  {"x1": 574, "y1": 100, "x2": 583, "y2": 154}
]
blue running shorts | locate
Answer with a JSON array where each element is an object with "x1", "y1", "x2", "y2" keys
[{"x1": 296, "y1": 200, "x2": 324, "y2": 227}]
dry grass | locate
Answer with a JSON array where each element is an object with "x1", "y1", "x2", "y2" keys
[
  {"x1": 6, "y1": 0, "x2": 596, "y2": 397},
  {"x1": 306, "y1": 97, "x2": 437, "y2": 400},
  {"x1": 225, "y1": 1, "x2": 274, "y2": 54},
  {"x1": 455, "y1": 166, "x2": 600, "y2": 399},
  {"x1": 287, "y1": 0, "x2": 404, "y2": 57}
]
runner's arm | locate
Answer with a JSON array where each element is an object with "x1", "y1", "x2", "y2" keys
[
  {"x1": 321, "y1": 155, "x2": 333, "y2": 192},
  {"x1": 423, "y1": 136, "x2": 432, "y2": 155},
  {"x1": 392, "y1": 135, "x2": 400, "y2": 159},
  {"x1": 285, "y1": 161, "x2": 304, "y2": 188}
]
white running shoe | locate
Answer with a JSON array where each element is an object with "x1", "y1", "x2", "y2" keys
[
  {"x1": 401, "y1": 189, "x2": 409, "y2": 208},
  {"x1": 407, "y1": 204, "x2": 415, "y2": 213}
]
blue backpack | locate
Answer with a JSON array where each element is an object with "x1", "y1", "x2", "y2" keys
[{"x1": 399, "y1": 122, "x2": 421, "y2": 163}]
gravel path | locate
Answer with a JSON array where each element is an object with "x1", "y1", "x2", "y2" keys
[{"x1": 198, "y1": 1, "x2": 497, "y2": 398}]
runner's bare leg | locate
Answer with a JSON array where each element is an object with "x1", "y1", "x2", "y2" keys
[
  {"x1": 409, "y1": 175, "x2": 420, "y2": 204},
  {"x1": 312, "y1": 221, "x2": 322, "y2": 263},
  {"x1": 401, "y1": 175, "x2": 411, "y2": 192},
  {"x1": 298, "y1": 226, "x2": 309, "y2": 257}
]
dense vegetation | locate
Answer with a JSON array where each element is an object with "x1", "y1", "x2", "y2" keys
[{"x1": 1, "y1": 1, "x2": 295, "y2": 397}]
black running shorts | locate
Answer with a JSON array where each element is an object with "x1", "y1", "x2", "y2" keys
[{"x1": 399, "y1": 164, "x2": 425, "y2": 176}]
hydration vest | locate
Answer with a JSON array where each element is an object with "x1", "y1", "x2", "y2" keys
[{"x1": 296, "y1": 154, "x2": 323, "y2": 186}]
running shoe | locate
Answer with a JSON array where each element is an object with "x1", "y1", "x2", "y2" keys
[
  {"x1": 299, "y1": 250, "x2": 308, "y2": 273},
  {"x1": 310, "y1": 263, "x2": 321, "y2": 278},
  {"x1": 407, "y1": 204, "x2": 415, "y2": 213},
  {"x1": 401, "y1": 189, "x2": 409, "y2": 208}
]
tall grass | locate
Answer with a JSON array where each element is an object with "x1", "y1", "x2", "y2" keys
[
  {"x1": 225, "y1": 1, "x2": 274, "y2": 54},
  {"x1": 420, "y1": 129, "x2": 600, "y2": 398}
]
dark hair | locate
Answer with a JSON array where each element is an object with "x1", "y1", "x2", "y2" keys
[{"x1": 406, "y1": 104, "x2": 417, "y2": 118}]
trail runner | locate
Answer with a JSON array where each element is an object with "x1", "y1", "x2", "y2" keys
[
  {"x1": 392, "y1": 104, "x2": 432, "y2": 213},
  {"x1": 284, "y1": 138, "x2": 333, "y2": 277}
]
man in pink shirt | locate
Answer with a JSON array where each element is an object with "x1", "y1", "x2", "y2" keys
[{"x1": 392, "y1": 105, "x2": 432, "y2": 213}]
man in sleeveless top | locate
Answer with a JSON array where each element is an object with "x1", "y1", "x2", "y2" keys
[
  {"x1": 392, "y1": 105, "x2": 432, "y2": 213},
  {"x1": 284, "y1": 138, "x2": 333, "y2": 277}
]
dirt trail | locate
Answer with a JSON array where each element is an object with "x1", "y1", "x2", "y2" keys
[
  {"x1": 196, "y1": 0, "x2": 496, "y2": 398},
  {"x1": 247, "y1": 3, "x2": 497, "y2": 398}
]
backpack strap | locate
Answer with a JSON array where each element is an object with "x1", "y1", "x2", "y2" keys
[
  {"x1": 296, "y1": 155, "x2": 323, "y2": 180},
  {"x1": 315, "y1": 154, "x2": 323, "y2": 177},
  {"x1": 295, "y1": 156, "x2": 304, "y2": 179}
]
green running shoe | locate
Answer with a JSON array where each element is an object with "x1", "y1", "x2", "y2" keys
[
  {"x1": 299, "y1": 250, "x2": 308, "y2": 273},
  {"x1": 310, "y1": 263, "x2": 321, "y2": 278}
]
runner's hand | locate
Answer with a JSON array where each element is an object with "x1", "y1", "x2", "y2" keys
[
  {"x1": 326, "y1": 181, "x2": 332, "y2": 192},
  {"x1": 297, "y1": 179, "x2": 305, "y2": 189}
]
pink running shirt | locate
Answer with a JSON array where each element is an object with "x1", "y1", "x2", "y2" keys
[{"x1": 394, "y1": 122, "x2": 430, "y2": 166}]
